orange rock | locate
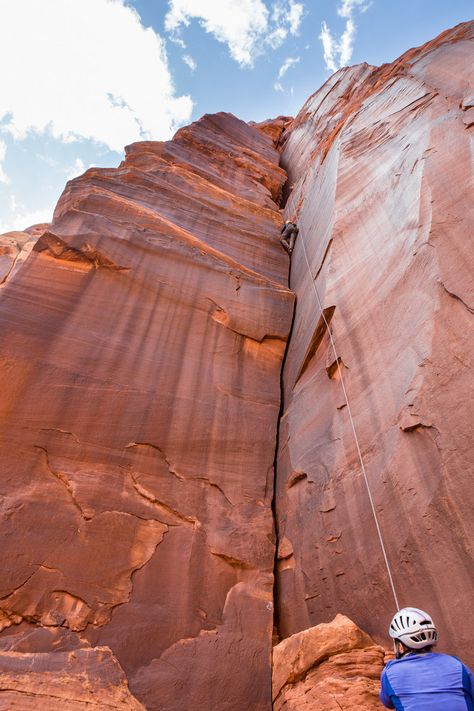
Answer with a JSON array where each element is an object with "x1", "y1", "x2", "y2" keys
[
  {"x1": 0, "y1": 229, "x2": 41, "y2": 289},
  {"x1": 250, "y1": 116, "x2": 293, "y2": 148},
  {"x1": 0, "y1": 18, "x2": 472, "y2": 708},
  {"x1": 0, "y1": 646, "x2": 146, "y2": 709},
  {"x1": 273, "y1": 615, "x2": 386, "y2": 710},
  {"x1": 0, "y1": 113, "x2": 294, "y2": 710},
  {"x1": 275, "y1": 20, "x2": 474, "y2": 663}
]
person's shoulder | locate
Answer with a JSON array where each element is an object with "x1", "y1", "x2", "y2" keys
[
  {"x1": 383, "y1": 658, "x2": 399, "y2": 671},
  {"x1": 429, "y1": 652, "x2": 465, "y2": 669},
  {"x1": 432, "y1": 652, "x2": 461, "y2": 661}
]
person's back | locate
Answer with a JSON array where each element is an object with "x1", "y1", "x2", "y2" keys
[
  {"x1": 380, "y1": 608, "x2": 474, "y2": 710},
  {"x1": 381, "y1": 651, "x2": 474, "y2": 710}
]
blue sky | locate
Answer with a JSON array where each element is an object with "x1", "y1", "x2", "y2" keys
[{"x1": 0, "y1": 0, "x2": 472, "y2": 233}]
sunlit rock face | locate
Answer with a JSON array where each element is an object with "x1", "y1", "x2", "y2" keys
[
  {"x1": 0, "y1": 112, "x2": 294, "y2": 710},
  {"x1": 275, "y1": 20, "x2": 474, "y2": 663},
  {"x1": 0, "y1": 18, "x2": 472, "y2": 710},
  {"x1": 0, "y1": 635, "x2": 146, "y2": 710},
  {"x1": 0, "y1": 224, "x2": 48, "y2": 290},
  {"x1": 272, "y1": 615, "x2": 387, "y2": 710},
  {"x1": 250, "y1": 116, "x2": 293, "y2": 147}
]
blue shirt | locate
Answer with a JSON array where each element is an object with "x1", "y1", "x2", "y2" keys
[{"x1": 380, "y1": 652, "x2": 474, "y2": 710}]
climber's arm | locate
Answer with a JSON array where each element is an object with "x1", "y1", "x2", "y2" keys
[{"x1": 379, "y1": 670, "x2": 395, "y2": 709}]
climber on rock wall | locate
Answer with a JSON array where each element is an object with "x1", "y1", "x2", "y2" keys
[
  {"x1": 380, "y1": 607, "x2": 474, "y2": 710},
  {"x1": 280, "y1": 220, "x2": 298, "y2": 254}
]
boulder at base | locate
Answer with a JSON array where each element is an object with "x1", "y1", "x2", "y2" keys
[
  {"x1": 0, "y1": 645, "x2": 146, "y2": 710},
  {"x1": 273, "y1": 614, "x2": 388, "y2": 710}
]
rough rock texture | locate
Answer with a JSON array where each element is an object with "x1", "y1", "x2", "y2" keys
[
  {"x1": 272, "y1": 615, "x2": 386, "y2": 710},
  {"x1": 0, "y1": 20, "x2": 473, "y2": 709},
  {"x1": 0, "y1": 224, "x2": 48, "y2": 289},
  {"x1": 251, "y1": 116, "x2": 293, "y2": 147},
  {"x1": 0, "y1": 645, "x2": 145, "y2": 709},
  {"x1": 276, "y1": 20, "x2": 474, "y2": 663},
  {"x1": 0, "y1": 112, "x2": 294, "y2": 709}
]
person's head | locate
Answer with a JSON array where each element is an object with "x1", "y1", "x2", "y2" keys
[{"x1": 389, "y1": 607, "x2": 438, "y2": 658}]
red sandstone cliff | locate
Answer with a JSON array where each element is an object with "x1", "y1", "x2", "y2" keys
[
  {"x1": 0, "y1": 113, "x2": 294, "y2": 710},
  {"x1": 276, "y1": 20, "x2": 474, "y2": 664},
  {"x1": 0, "y1": 20, "x2": 472, "y2": 711}
]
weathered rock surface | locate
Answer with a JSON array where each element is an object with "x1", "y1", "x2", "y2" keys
[
  {"x1": 0, "y1": 19, "x2": 472, "y2": 709},
  {"x1": 276, "y1": 20, "x2": 474, "y2": 663},
  {"x1": 0, "y1": 645, "x2": 146, "y2": 709},
  {"x1": 272, "y1": 615, "x2": 386, "y2": 710},
  {"x1": 0, "y1": 112, "x2": 294, "y2": 709},
  {"x1": 251, "y1": 116, "x2": 293, "y2": 147},
  {"x1": 0, "y1": 224, "x2": 47, "y2": 290}
]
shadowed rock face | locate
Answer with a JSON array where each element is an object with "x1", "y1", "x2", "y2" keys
[
  {"x1": 276, "y1": 20, "x2": 474, "y2": 663},
  {"x1": 0, "y1": 112, "x2": 294, "y2": 710},
  {"x1": 0, "y1": 20, "x2": 473, "y2": 710}
]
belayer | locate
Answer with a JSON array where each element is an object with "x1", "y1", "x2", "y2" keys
[
  {"x1": 380, "y1": 607, "x2": 474, "y2": 710},
  {"x1": 280, "y1": 220, "x2": 298, "y2": 255}
]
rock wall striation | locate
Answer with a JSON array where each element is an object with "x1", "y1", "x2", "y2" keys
[
  {"x1": 0, "y1": 638, "x2": 146, "y2": 710},
  {"x1": 272, "y1": 615, "x2": 387, "y2": 710},
  {"x1": 275, "y1": 21, "x2": 474, "y2": 663},
  {"x1": 0, "y1": 113, "x2": 294, "y2": 710},
  {"x1": 0, "y1": 19, "x2": 472, "y2": 710}
]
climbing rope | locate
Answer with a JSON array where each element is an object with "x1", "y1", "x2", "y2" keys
[{"x1": 297, "y1": 228, "x2": 400, "y2": 611}]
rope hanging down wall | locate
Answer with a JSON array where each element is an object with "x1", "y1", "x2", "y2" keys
[{"x1": 297, "y1": 227, "x2": 400, "y2": 611}]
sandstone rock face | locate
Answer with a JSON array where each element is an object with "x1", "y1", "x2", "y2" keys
[
  {"x1": 0, "y1": 224, "x2": 47, "y2": 290},
  {"x1": 0, "y1": 645, "x2": 146, "y2": 710},
  {"x1": 0, "y1": 112, "x2": 294, "y2": 709},
  {"x1": 272, "y1": 615, "x2": 386, "y2": 710},
  {"x1": 276, "y1": 21, "x2": 474, "y2": 663},
  {"x1": 251, "y1": 116, "x2": 293, "y2": 147},
  {"x1": 0, "y1": 20, "x2": 472, "y2": 709}
]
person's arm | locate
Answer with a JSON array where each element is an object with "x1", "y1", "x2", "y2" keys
[
  {"x1": 380, "y1": 670, "x2": 395, "y2": 709},
  {"x1": 461, "y1": 663, "x2": 474, "y2": 701}
]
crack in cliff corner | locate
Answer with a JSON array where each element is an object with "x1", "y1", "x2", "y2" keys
[{"x1": 271, "y1": 167, "x2": 297, "y2": 645}]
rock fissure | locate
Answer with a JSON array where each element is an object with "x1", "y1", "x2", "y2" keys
[
  {"x1": 0, "y1": 21, "x2": 472, "y2": 711},
  {"x1": 271, "y1": 27, "x2": 474, "y2": 707},
  {"x1": 270, "y1": 172, "x2": 297, "y2": 645},
  {"x1": 129, "y1": 473, "x2": 200, "y2": 528},
  {"x1": 440, "y1": 281, "x2": 474, "y2": 313},
  {"x1": 35, "y1": 446, "x2": 88, "y2": 520},
  {"x1": 125, "y1": 442, "x2": 185, "y2": 481}
]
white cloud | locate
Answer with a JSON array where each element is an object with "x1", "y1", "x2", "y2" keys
[
  {"x1": 0, "y1": 205, "x2": 53, "y2": 234},
  {"x1": 274, "y1": 55, "x2": 300, "y2": 91},
  {"x1": 319, "y1": 0, "x2": 371, "y2": 72},
  {"x1": 0, "y1": 140, "x2": 9, "y2": 184},
  {"x1": 337, "y1": 0, "x2": 369, "y2": 17},
  {"x1": 319, "y1": 21, "x2": 338, "y2": 73},
  {"x1": 0, "y1": 0, "x2": 193, "y2": 154},
  {"x1": 64, "y1": 158, "x2": 94, "y2": 182},
  {"x1": 339, "y1": 18, "x2": 356, "y2": 66},
  {"x1": 278, "y1": 56, "x2": 300, "y2": 79},
  {"x1": 171, "y1": 36, "x2": 187, "y2": 49},
  {"x1": 183, "y1": 54, "x2": 197, "y2": 71},
  {"x1": 165, "y1": 0, "x2": 304, "y2": 67},
  {"x1": 287, "y1": 0, "x2": 304, "y2": 33}
]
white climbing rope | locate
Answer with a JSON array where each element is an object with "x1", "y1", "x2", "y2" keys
[{"x1": 298, "y1": 228, "x2": 400, "y2": 610}]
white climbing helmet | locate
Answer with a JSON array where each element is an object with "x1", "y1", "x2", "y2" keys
[{"x1": 389, "y1": 607, "x2": 438, "y2": 649}]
